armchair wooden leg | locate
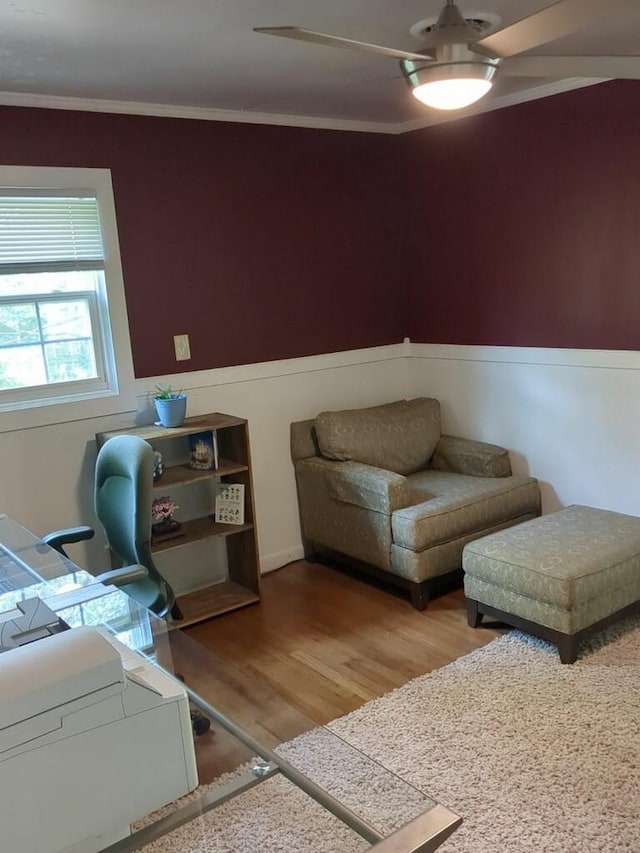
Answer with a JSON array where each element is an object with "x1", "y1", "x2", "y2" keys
[
  {"x1": 467, "y1": 598, "x2": 483, "y2": 627},
  {"x1": 410, "y1": 581, "x2": 430, "y2": 611}
]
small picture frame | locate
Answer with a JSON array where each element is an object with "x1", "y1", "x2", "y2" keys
[
  {"x1": 188, "y1": 431, "x2": 218, "y2": 470},
  {"x1": 215, "y1": 483, "x2": 245, "y2": 525}
]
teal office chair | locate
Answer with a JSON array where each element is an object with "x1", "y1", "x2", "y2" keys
[
  {"x1": 43, "y1": 435, "x2": 179, "y2": 619},
  {"x1": 93, "y1": 434, "x2": 180, "y2": 620}
]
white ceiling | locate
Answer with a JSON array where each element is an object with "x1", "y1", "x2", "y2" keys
[{"x1": 0, "y1": 0, "x2": 638, "y2": 133}]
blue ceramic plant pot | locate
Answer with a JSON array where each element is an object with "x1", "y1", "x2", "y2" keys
[{"x1": 154, "y1": 394, "x2": 187, "y2": 428}]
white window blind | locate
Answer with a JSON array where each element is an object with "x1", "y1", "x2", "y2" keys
[{"x1": 0, "y1": 192, "x2": 105, "y2": 274}]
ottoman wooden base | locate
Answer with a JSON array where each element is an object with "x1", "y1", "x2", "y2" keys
[
  {"x1": 462, "y1": 505, "x2": 640, "y2": 664},
  {"x1": 466, "y1": 596, "x2": 640, "y2": 664}
]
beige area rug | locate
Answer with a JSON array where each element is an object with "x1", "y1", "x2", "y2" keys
[{"x1": 141, "y1": 618, "x2": 640, "y2": 851}]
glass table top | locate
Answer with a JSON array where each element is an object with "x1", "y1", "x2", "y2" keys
[{"x1": 0, "y1": 514, "x2": 461, "y2": 852}]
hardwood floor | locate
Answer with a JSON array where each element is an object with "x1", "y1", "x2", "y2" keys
[{"x1": 176, "y1": 560, "x2": 503, "y2": 782}]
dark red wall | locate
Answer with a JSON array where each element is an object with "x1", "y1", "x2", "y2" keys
[
  {"x1": 0, "y1": 107, "x2": 406, "y2": 376},
  {"x1": 4, "y1": 81, "x2": 640, "y2": 371},
  {"x1": 403, "y1": 80, "x2": 640, "y2": 350}
]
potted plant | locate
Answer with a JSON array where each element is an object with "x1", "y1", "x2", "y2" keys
[{"x1": 154, "y1": 384, "x2": 187, "y2": 428}]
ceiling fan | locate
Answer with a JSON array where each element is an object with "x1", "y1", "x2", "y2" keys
[{"x1": 255, "y1": 0, "x2": 640, "y2": 111}]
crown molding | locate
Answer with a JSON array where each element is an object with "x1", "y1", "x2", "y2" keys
[
  {"x1": 0, "y1": 90, "x2": 398, "y2": 135},
  {"x1": 396, "y1": 78, "x2": 606, "y2": 133},
  {"x1": 0, "y1": 78, "x2": 605, "y2": 136}
]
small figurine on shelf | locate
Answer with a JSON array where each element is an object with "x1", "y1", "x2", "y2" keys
[
  {"x1": 151, "y1": 496, "x2": 181, "y2": 539},
  {"x1": 153, "y1": 451, "x2": 164, "y2": 482}
]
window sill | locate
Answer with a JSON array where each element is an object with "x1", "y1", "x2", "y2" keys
[{"x1": 0, "y1": 390, "x2": 138, "y2": 434}]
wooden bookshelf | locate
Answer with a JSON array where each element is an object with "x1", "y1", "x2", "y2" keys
[{"x1": 96, "y1": 412, "x2": 261, "y2": 626}]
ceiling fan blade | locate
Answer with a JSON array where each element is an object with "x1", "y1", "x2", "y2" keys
[
  {"x1": 253, "y1": 27, "x2": 433, "y2": 62},
  {"x1": 502, "y1": 55, "x2": 640, "y2": 79},
  {"x1": 474, "y1": 0, "x2": 638, "y2": 59}
]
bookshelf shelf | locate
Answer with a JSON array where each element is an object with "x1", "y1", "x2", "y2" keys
[
  {"x1": 96, "y1": 412, "x2": 261, "y2": 625},
  {"x1": 151, "y1": 517, "x2": 254, "y2": 553},
  {"x1": 172, "y1": 580, "x2": 260, "y2": 628},
  {"x1": 153, "y1": 458, "x2": 248, "y2": 490}
]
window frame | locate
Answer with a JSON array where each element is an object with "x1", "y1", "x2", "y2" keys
[
  {"x1": 0, "y1": 166, "x2": 136, "y2": 433},
  {"x1": 0, "y1": 290, "x2": 102, "y2": 402}
]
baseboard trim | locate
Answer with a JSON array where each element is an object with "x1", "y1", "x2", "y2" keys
[{"x1": 260, "y1": 545, "x2": 304, "y2": 575}]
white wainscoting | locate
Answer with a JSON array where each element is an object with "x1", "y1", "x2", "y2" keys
[
  {"x1": 0, "y1": 343, "x2": 410, "y2": 575},
  {"x1": 3, "y1": 340, "x2": 637, "y2": 580},
  {"x1": 407, "y1": 344, "x2": 640, "y2": 516}
]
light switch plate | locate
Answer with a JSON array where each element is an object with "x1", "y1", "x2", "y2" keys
[{"x1": 174, "y1": 334, "x2": 191, "y2": 361}]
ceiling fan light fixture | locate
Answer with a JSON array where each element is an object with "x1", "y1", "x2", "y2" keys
[
  {"x1": 413, "y1": 75, "x2": 493, "y2": 110},
  {"x1": 402, "y1": 58, "x2": 498, "y2": 111}
]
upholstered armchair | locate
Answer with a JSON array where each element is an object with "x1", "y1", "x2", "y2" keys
[{"x1": 291, "y1": 398, "x2": 541, "y2": 609}]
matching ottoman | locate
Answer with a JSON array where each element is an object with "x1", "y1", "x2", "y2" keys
[{"x1": 463, "y1": 505, "x2": 640, "y2": 663}]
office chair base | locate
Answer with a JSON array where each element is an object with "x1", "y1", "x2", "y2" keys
[
  {"x1": 190, "y1": 710, "x2": 211, "y2": 736},
  {"x1": 175, "y1": 672, "x2": 212, "y2": 736}
]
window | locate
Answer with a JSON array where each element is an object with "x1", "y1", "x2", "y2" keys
[{"x1": 0, "y1": 167, "x2": 135, "y2": 427}]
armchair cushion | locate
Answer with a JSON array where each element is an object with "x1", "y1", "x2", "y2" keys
[
  {"x1": 392, "y1": 470, "x2": 541, "y2": 552},
  {"x1": 315, "y1": 398, "x2": 441, "y2": 476}
]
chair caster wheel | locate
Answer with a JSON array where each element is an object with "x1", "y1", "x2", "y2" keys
[{"x1": 191, "y1": 710, "x2": 211, "y2": 736}]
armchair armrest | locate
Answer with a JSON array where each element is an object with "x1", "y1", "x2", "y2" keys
[
  {"x1": 298, "y1": 457, "x2": 409, "y2": 513},
  {"x1": 94, "y1": 565, "x2": 149, "y2": 587},
  {"x1": 42, "y1": 528, "x2": 148, "y2": 587},
  {"x1": 431, "y1": 434, "x2": 512, "y2": 478},
  {"x1": 42, "y1": 526, "x2": 95, "y2": 557}
]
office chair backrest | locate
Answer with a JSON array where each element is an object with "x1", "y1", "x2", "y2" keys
[{"x1": 95, "y1": 435, "x2": 176, "y2": 618}]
